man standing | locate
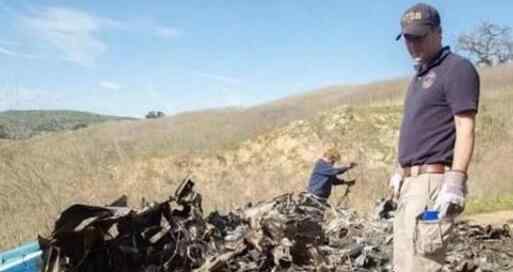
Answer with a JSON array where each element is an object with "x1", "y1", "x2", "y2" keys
[
  {"x1": 391, "y1": 3, "x2": 480, "y2": 271},
  {"x1": 306, "y1": 148, "x2": 357, "y2": 204}
]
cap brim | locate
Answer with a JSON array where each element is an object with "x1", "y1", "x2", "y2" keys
[{"x1": 395, "y1": 24, "x2": 430, "y2": 41}]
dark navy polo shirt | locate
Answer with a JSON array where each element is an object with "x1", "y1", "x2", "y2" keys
[
  {"x1": 398, "y1": 47, "x2": 480, "y2": 167},
  {"x1": 307, "y1": 159, "x2": 349, "y2": 199}
]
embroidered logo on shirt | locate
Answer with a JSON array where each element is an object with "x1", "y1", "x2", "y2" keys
[{"x1": 422, "y1": 71, "x2": 436, "y2": 89}]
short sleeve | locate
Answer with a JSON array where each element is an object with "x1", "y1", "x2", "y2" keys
[{"x1": 444, "y1": 59, "x2": 480, "y2": 115}]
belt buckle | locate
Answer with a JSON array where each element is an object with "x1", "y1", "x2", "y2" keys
[{"x1": 411, "y1": 166, "x2": 420, "y2": 177}]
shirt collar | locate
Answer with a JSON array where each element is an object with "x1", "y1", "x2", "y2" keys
[{"x1": 415, "y1": 46, "x2": 451, "y2": 76}]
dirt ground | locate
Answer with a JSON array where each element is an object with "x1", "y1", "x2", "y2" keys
[{"x1": 463, "y1": 210, "x2": 513, "y2": 225}]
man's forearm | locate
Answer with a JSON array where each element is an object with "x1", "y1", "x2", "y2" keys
[{"x1": 452, "y1": 113, "x2": 476, "y2": 173}]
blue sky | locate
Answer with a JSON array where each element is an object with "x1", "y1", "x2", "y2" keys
[{"x1": 1, "y1": 0, "x2": 512, "y2": 117}]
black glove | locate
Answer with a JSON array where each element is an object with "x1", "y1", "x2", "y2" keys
[{"x1": 344, "y1": 179, "x2": 356, "y2": 186}]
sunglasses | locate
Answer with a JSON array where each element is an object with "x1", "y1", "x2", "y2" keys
[{"x1": 403, "y1": 28, "x2": 434, "y2": 42}]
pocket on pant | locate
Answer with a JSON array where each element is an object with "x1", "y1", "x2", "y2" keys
[{"x1": 413, "y1": 217, "x2": 453, "y2": 256}]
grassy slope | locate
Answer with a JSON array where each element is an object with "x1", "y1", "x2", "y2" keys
[{"x1": 0, "y1": 64, "x2": 512, "y2": 249}]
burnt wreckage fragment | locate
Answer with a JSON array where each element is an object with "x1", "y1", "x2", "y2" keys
[{"x1": 40, "y1": 179, "x2": 513, "y2": 272}]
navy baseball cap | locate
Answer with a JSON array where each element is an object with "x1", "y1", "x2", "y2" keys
[{"x1": 396, "y1": 3, "x2": 441, "y2": 41}]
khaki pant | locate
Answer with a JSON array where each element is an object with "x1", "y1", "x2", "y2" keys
[{"x1": 393, "y1": 173, "x2": 448, "y2": 272}]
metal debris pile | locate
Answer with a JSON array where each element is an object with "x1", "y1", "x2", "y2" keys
[
  {"x1": 443, "y1": 222, "x2": 513, "y2": 272},
  {"x1": 204, "y1": 193, "x2": 393, "y2": 271},
  {"x1": 40, "y1": 179, "x2": 513, "y2": 272}
]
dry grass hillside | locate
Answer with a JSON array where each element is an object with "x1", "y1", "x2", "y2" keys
[
  {"x1": 109, "y1": 105, "x2": 402, "y2": 211},
  {"x1": 1, "y1": 63, "x2": 513, "y2": 250}
]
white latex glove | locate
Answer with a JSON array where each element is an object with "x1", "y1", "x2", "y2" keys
[
  {"x1": 389, "y1": 173, "x2": 403, "y2": 197},
  {"x1": 434, "y1": 171, "x2": 467, "y2": 219}
]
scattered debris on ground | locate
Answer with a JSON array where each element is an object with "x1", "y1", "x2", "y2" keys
[{"x1": 40, "y1": 179, "x2": 513, "y2": 272}]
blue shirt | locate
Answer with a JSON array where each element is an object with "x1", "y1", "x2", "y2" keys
[
  {"x1": 399, "y1": 47, "x2": 480, "y2": 167},
  {"x1": 307, "y1": 159, "x2": 349, "y2": 199}
]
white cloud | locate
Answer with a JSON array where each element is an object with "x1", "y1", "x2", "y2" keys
[
  {"x1": 19, "y1": 7, "x2": 115, "y2": 66},
  {"x1": 99, "y1": 81, "x2": 121, "y2": 90},
  {"x1": 0, "y1": 46, "x2": 17, "y2": 56},
  {"x1": 155, "y1": 26, "x2": 180, "y2": 39},
  {"x1": 115, "y1": 16, "x2": 181, "y2": 39},
  {"x1": 16, "y1": 7, "x2": 180, "y2": 66},
  {"x1": 0, "y1": 45, "x2": 38, "y2": 59},
  {"x1": 0, "y1": 87, "x2": 63, "y2": 111},
  {"x1": 197, "y1": 72, "x2": 242, "y2": 85}
]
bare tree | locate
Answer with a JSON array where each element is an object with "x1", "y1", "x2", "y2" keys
[{"x1": 457, "y1": 21, "x2": 513, "y2": 66}]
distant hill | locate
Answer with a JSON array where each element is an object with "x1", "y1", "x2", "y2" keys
[{"x1": 0, "y1": 110, "x2": 135, "y2": 140}]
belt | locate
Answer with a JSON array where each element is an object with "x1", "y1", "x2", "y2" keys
[{"x1": 402, "y1": 163, "x2": 448, "y2": 177}]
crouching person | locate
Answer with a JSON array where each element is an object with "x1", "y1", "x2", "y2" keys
[{"x1": 306, "y1": 147, "x2": 357, "y2": 204}]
